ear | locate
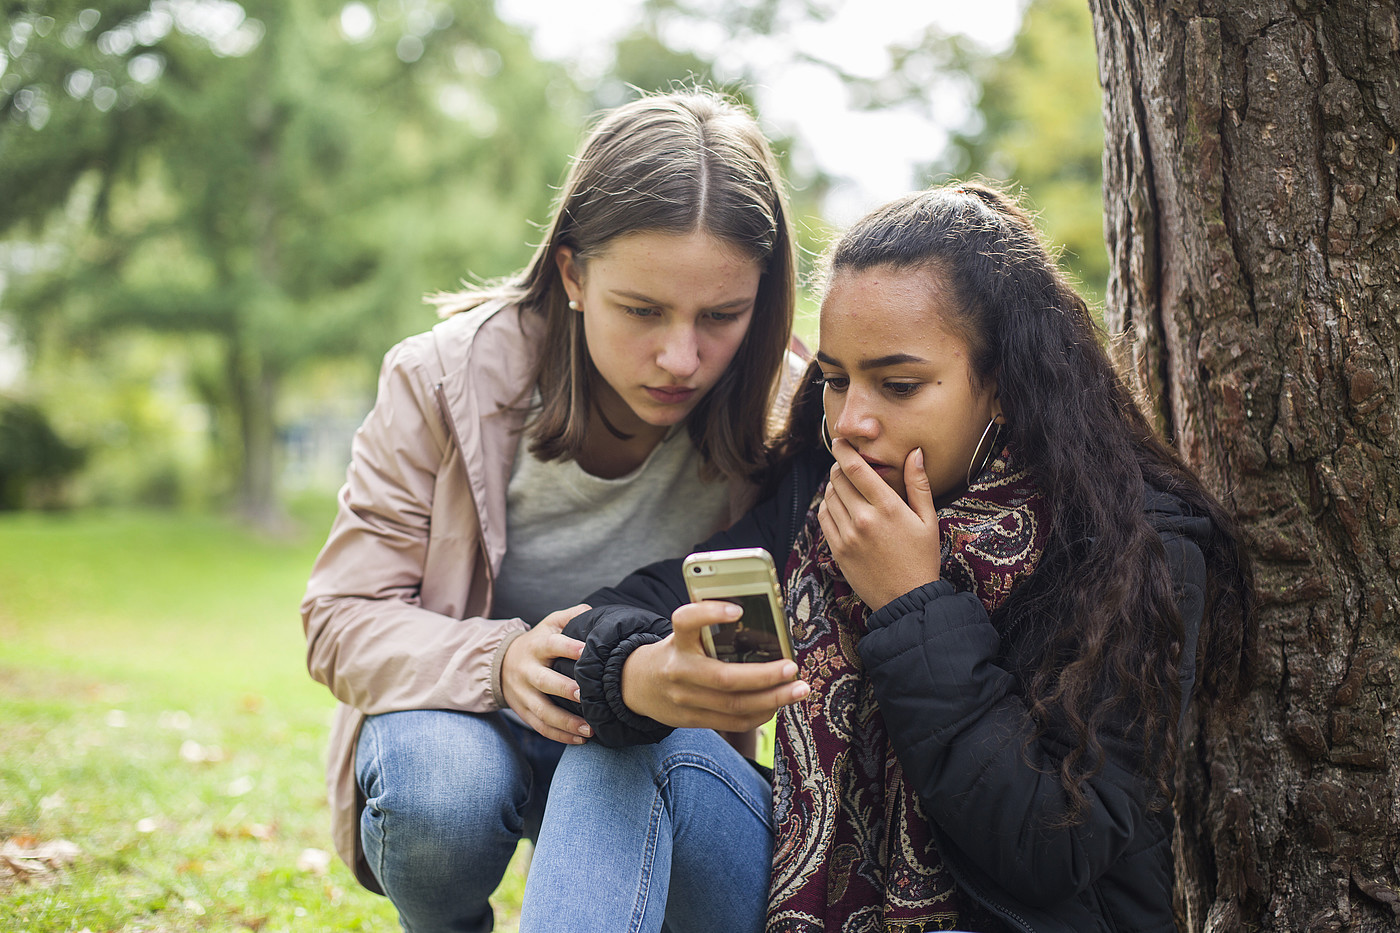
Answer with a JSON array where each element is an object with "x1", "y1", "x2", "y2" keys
[
  {"x1": 986, "y1": 374, "x2": 1006, "y2": 424},
  {"x1": 554, "y1": 246, "x2": 584, "y2": 306}
]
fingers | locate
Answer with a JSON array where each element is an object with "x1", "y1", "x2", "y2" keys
[
  {"x1": 671, "y1": 600, "x2": 740, "y2": 642},
  {"x1": 829, "y1": 437, "x2": 899, "y2": 506},
  {"x1": 903, "y1": 447, "x2": 937, "y2": 523},
  {"x1": 518, "y1": 697, "x2": 593, "y2": 745},
  {"x1": 544, "y1": 631, "x2": 585, "y2": 663},
  {"x1": 514, "y1": 650, "x2": 592, "y2": 743},
  {"x1": 540, "y1": 602, "x2": 591, "y2": 631},
  {"x1": 502, "y1": 614, "x2": 592, "y2": 743},
  {"x1": 660, "y1": 676, "x2": 809, "y2": 731}
]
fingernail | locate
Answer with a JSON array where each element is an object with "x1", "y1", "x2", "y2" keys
[
  {"x1": 573, "y1": 688, "x2": 581, "y2": 701},
  {"x1": 782, "y1": 662, "x2": 798, "y2": 679},
  {"x1": 792, "y1": 682, "x2": 810, "y2": 700},
  {"x1": 579, "y1": 723, "x2": 592, "y2": 737},
  {"x1": 574, "y1": 735, "x2": 586, "y2": 744},
  {"x1": 724, "y1": 602, "x2": 742, "y2": 619},
  {"x1": 914, "y1": 448, "x2": 924, "y2": 468}
]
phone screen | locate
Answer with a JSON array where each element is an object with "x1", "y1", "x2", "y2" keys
[{"x1": 706, "y1": 593, "x2": 787, "y2": 663}]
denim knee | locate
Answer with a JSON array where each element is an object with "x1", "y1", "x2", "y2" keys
[{"x1": 356, "y1": 710, "x2": 542, "y2": 907}]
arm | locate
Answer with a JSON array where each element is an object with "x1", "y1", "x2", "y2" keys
[
  {"x1": 555, "y1": 453, "x2": 823, "y2": 745},
  {"x1": 301, "y1": 337, "x2": 588, "y2": 741},
  {"x1": 858, "y1": 528, "x2": 1208, "y2": 906}
]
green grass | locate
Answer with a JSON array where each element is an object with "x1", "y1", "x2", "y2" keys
[{"x1": 0, "y1": 504, "x2": 530, "y2": 932}]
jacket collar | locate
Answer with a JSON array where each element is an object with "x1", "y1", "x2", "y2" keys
[{"x1": 429, "y1": 300, "x2": 545, "y2": 571}]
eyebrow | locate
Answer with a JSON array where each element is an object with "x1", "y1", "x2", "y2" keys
[
  {"x1": 816, "y1": 350, "x2": 930, "y2": 370},
  {"x1": 610, "y1": 290, "x2": 755, "y2": 312}
]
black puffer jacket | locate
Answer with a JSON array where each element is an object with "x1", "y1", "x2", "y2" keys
[{"x1": 556, "y1": 447, "x2": 1210, "y2": 933}]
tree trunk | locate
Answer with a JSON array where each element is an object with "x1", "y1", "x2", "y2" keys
[
  {"x1": 226, "y1": 337, "x2": 283, "y2": 530},
  {"x1": 1089, "y1": 1, "x2": 1400, "y2": 930}
]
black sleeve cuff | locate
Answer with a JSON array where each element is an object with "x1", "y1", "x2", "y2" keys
[
  {"x1": 867, "y1": 579, "x2": 955, "y2": 631},
  {"x1": 595, "y1": 632, "x2": 674, "y2": 746},
  {"x1": 553, "y1": 605, "x2": 675, "y2": 747}
]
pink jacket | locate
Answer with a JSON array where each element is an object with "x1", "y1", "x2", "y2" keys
[{"x1": 301, "y1": 300, "x2": 790, "y2": 889}]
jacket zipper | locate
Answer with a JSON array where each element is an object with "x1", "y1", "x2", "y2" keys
[{"x1": 932, "y1": 825, "x2": 1038, "y2": 933}]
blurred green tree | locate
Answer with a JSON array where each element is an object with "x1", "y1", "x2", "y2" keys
[
  {"x1": 0, "y1": 1, "x2": 580, "y2": 523},
  {"x1": 614, "y1": 0, "x2": 1101, "y2": 310},
  {"x1": 934, "y1": 0, "x2": 1107, "y2": 305},
  {"x1": 0, "y1": 395, "x2": 85, "y2": 509}
]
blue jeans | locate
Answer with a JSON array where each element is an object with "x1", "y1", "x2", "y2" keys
[
  {"x1": 355, "y1": 709, "x2": 565, "y2": 933},
  {"x1": 518, "y1": 729, "x2": 774, "y2": 933}
]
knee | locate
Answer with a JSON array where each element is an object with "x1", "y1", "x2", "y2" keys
[
  {"x1": 550, "y1": 739, "x2": 668, "y2": 797},
  {"x1": 359, "y1": 712, "x2": 527, "y2": 846}
]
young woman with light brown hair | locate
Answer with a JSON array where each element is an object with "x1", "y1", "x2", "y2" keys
[{"x1": 301, "y1": 87, "x2": 797, "y2": 933}]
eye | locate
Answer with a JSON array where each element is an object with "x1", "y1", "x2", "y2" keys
[
  {"x1": 817, "y1": 372, "x2": 848, "y2": 392},
  {"x1": 705, "y1": 310, "x2": 743, "y2": 324},
  {"x1": 884, "y1": 382, "x2": 921, "y2": 399},
  {"x1": 622, "y1": 305, "x2": 660, "y2": 318}
]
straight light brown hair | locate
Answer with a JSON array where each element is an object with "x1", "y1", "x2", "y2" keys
[{"x1": 433, "y1": 87, "x2": 796, "y2": 481}]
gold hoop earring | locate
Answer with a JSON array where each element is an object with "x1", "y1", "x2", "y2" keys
[
  {"x1": 821, "y1": 414, "x2": 834, "y2": 455},
  {"x1": 966, "y1": 417, "x2": 1002, "y2": 487}
]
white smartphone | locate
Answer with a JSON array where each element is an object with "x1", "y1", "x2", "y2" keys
[{"x1": 682, "y1": 548, "x2": 794, "y2": 663}]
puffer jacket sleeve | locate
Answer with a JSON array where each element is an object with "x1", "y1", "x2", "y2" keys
[
  {"x1": 857, "y1": 522, "x2": 1208, "y2": 908},
  {"x1": 554, "y1": 454, "x2": 820, "y2": 745},
  {"x1": 301, "y1": 336, "x2": 528, "y2": 716}
]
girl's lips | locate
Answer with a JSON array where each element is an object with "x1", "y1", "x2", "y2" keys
[{"x1": 645, "y1": 386, "x2": 697, "y2": 404}]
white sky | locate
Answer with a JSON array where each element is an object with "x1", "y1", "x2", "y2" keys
[{"x1": 496, "y1": 0, "x2": 1024, "y2": 223}]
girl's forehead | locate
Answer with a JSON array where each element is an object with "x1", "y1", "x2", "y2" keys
[{"x1": 819, "y1": 266, "x2": 961, "y2": 346}]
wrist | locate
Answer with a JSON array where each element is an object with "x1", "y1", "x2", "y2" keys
[
  {"x1": 620, "y1": 640, "x2": 661, "y2": 719},
  {"x1": 491, "y1": 626, "x2": 529, "y2": 710}
]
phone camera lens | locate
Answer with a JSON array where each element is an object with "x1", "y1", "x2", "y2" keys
[{"x1": 691, "y1": 566, "x2": 702, "y2": 574}]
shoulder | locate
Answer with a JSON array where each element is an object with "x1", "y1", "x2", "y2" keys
[
  {"x1": 373, "y1": 300, "x2": 542, "y2": 405},
  {"x1": 1141, "y1": 484, "x2": 1209, "y2": 584},
  {"x1": 430, "y1": 300, "x2": 542, "y2": 369}
]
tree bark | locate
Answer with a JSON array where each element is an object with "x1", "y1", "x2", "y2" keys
[{"x1": 1089, "y1": 0, "x2": 1400, "y2": 930}]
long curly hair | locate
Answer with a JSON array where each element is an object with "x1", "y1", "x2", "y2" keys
[{"x1": 783, "y1": 182, "x2": 1255, "y2": 820}]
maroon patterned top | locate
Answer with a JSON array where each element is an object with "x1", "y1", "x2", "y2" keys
[{"x1": 767, "y1": 450, "x2": 1049, "y2": 932}]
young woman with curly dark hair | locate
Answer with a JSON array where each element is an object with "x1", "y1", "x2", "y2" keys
[{"x1": 516, "y1": 181, "x2": 1254, "y2": 933}]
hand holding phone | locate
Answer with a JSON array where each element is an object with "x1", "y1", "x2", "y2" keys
[
  {"x1": 619, "y1": 598, "x2": 808, "y2": 732},
  {"x1": 683, "y1": 548, "x2": 794, "y2": 663}
]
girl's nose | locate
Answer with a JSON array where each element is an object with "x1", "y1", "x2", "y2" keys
[
  {"x1": 657, "y1": 325, "x2": 700, "y2": 379},
  {"x1": 831, "y1": 393, "x2": 878, "y2": 441}
]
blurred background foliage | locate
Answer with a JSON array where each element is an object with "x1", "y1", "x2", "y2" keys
[{"x1": 0, "y1": 0, "x2": 1102, "y2": 525}]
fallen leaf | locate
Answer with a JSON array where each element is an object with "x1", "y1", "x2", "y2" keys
[
  {"x1": 241, "y1": 822, "x2": 276, "y2": 842},
  {"x1": 225, "y1": 776, "x2": 255, "y2": 797},
  {"x1": 296, "y1": 847, "x2": 332, "y2": 875},
  {"x1": 1, "y1": 838, "x2": 81, "y2": 864},
  {"x1": 0, "y1": 837, "x2": 81, "y2": 890},
  {"x1": 179, "y1": 739, "x2": 225, "y2": 763}
]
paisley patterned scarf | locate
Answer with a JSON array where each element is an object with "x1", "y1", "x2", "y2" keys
[{"x1": 766, "y1": 449, "x2": 1049, "y2": 933}]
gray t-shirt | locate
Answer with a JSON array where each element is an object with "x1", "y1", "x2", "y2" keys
[{"x1": 491, "y1": 425, "x2": 731, "y2": 625}]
